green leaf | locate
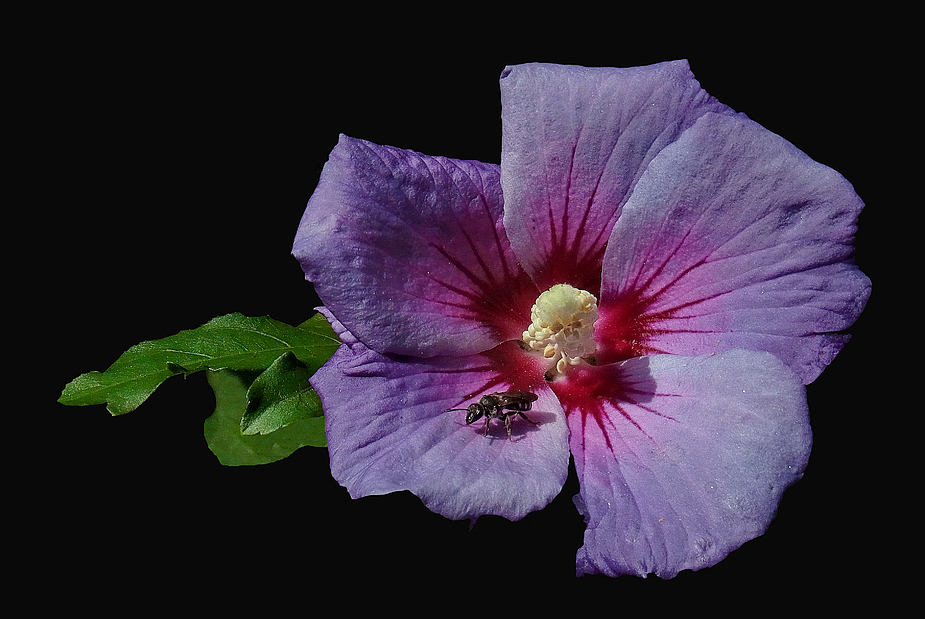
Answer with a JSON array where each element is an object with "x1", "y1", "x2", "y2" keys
[
  {"x1": 59, "y1": 312, "x2": 340, "y2": 416},
  {"x1": 241, "y1": 352, "x2": 323, "y2": 436},
  {"x1": 204, "y1": 369, "x2": 326, "y2": 466},
  {"x1": 296, "y1": 311, "x2": 340, "y2": 339}
]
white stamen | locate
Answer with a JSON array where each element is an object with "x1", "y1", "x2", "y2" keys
[{"x1": 522, "y1": 283, "x2": 598, "y2": 376}]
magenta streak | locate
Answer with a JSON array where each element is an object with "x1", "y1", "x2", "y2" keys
[{"x1": 442, "y1": 343, "x2": 546, "y2": 409}]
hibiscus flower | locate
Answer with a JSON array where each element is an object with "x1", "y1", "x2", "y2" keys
[{"x1": 292, "y1": 61, "x2": 870, "y2": 578}]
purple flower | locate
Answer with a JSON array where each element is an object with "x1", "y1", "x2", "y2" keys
[{"x1": 292, "y1": 61, "x2": 869, "y2": 578}]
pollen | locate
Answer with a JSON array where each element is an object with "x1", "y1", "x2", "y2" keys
[{"x1": 522, "y1": 283, "x2": 598, "y2": 376}]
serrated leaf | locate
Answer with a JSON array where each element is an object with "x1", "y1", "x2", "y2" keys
[
  {"x1": 241, "y1": 352, "x2": 322, "y2": 436},
  {"x1": 204, "y1": 369, "x2": 326, "y2": 466},
  {"x1": 58, "y1": 312, "x2": 340, "y2": 416}
]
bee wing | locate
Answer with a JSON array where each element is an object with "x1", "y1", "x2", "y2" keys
[
  {"x1": 500, "y1": 390, "x2": 539, "y2": 402},
  {"x1": 490, "y1": 391, "x2": 539, "y2": 407}
]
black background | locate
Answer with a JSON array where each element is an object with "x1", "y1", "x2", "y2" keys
[{"x1": 32, "y1": 11, "x2": 901, "y2": 612}]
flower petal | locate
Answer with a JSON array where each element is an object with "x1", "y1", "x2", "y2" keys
[
  {"x1": 293, "y1": 135, "x2": 537, "y2": 358},
  {"x1": 312, "y1": 336, "x2": 569, "y2": 522},
  {"x1": 500, "y1": 61, "x2": 732, "y2": 293},
  {"x1": 565, "y1": 350, "x2": 811, "y2": 578},
  {"x1": 598, "y1": 111, "x2": 870, "y2": 383}
]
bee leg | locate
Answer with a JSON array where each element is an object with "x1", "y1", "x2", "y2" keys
[
  {"x1": 517, "y1": 411, "x2": 540, "y2": 427},
  {"x1": 483, "y1": 418, "x2": 491, "y2": 436},
  {"x1": 505, "y1": 415, "x2": 514, "y2": 441}
]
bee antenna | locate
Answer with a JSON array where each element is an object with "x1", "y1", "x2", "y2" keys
[{"x1": 444, "y1": 407, "x2": 467, "y2": 412}]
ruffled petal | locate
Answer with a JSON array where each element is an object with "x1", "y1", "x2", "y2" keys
[
  {"x1": 598, "y1": 111, "x2": 870, "y2": 383},
  {"x1": 293, "y1": 135, "x2": 537, "y2": 358},
  {"x1": 500, "y1": 61, "x2": 732, "y2": 294},
  {"x1": 563, "y1": 350, "x2": 811, "y2": 578},
  {"x1": 312, "y1": 336, "x2": 569, "y2": 522}
]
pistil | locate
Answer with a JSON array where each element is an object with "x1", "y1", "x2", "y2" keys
[{"x1": 522, "y1": 284, "x2": 598, "y2": 376}]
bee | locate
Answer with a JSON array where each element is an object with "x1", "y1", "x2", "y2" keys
[{"x1": 445, "y1": 391, "x2": 540, "y2": 441}]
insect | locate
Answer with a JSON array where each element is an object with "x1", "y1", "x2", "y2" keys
[{"x1": 445, "y1": 391, "x2": 540, "y2": 441}]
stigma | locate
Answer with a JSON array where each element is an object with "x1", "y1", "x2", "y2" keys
[{"x1": 522, "y1": 283, "x2": 598, "y2": 376}]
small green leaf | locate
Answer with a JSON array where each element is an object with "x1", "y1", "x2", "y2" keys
[
  {"x1": 296, "y1": 311, "x2": 339, "y2": 337},
  {"x1": 204, "y1": 369, "x2": 326, "y2": 466},
  {"x1": 241, "y1": 352, "x2": 323, "y2": 436},
  {"x1": 59, "y1": 313, "x2": 340, "y2": 416}
]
